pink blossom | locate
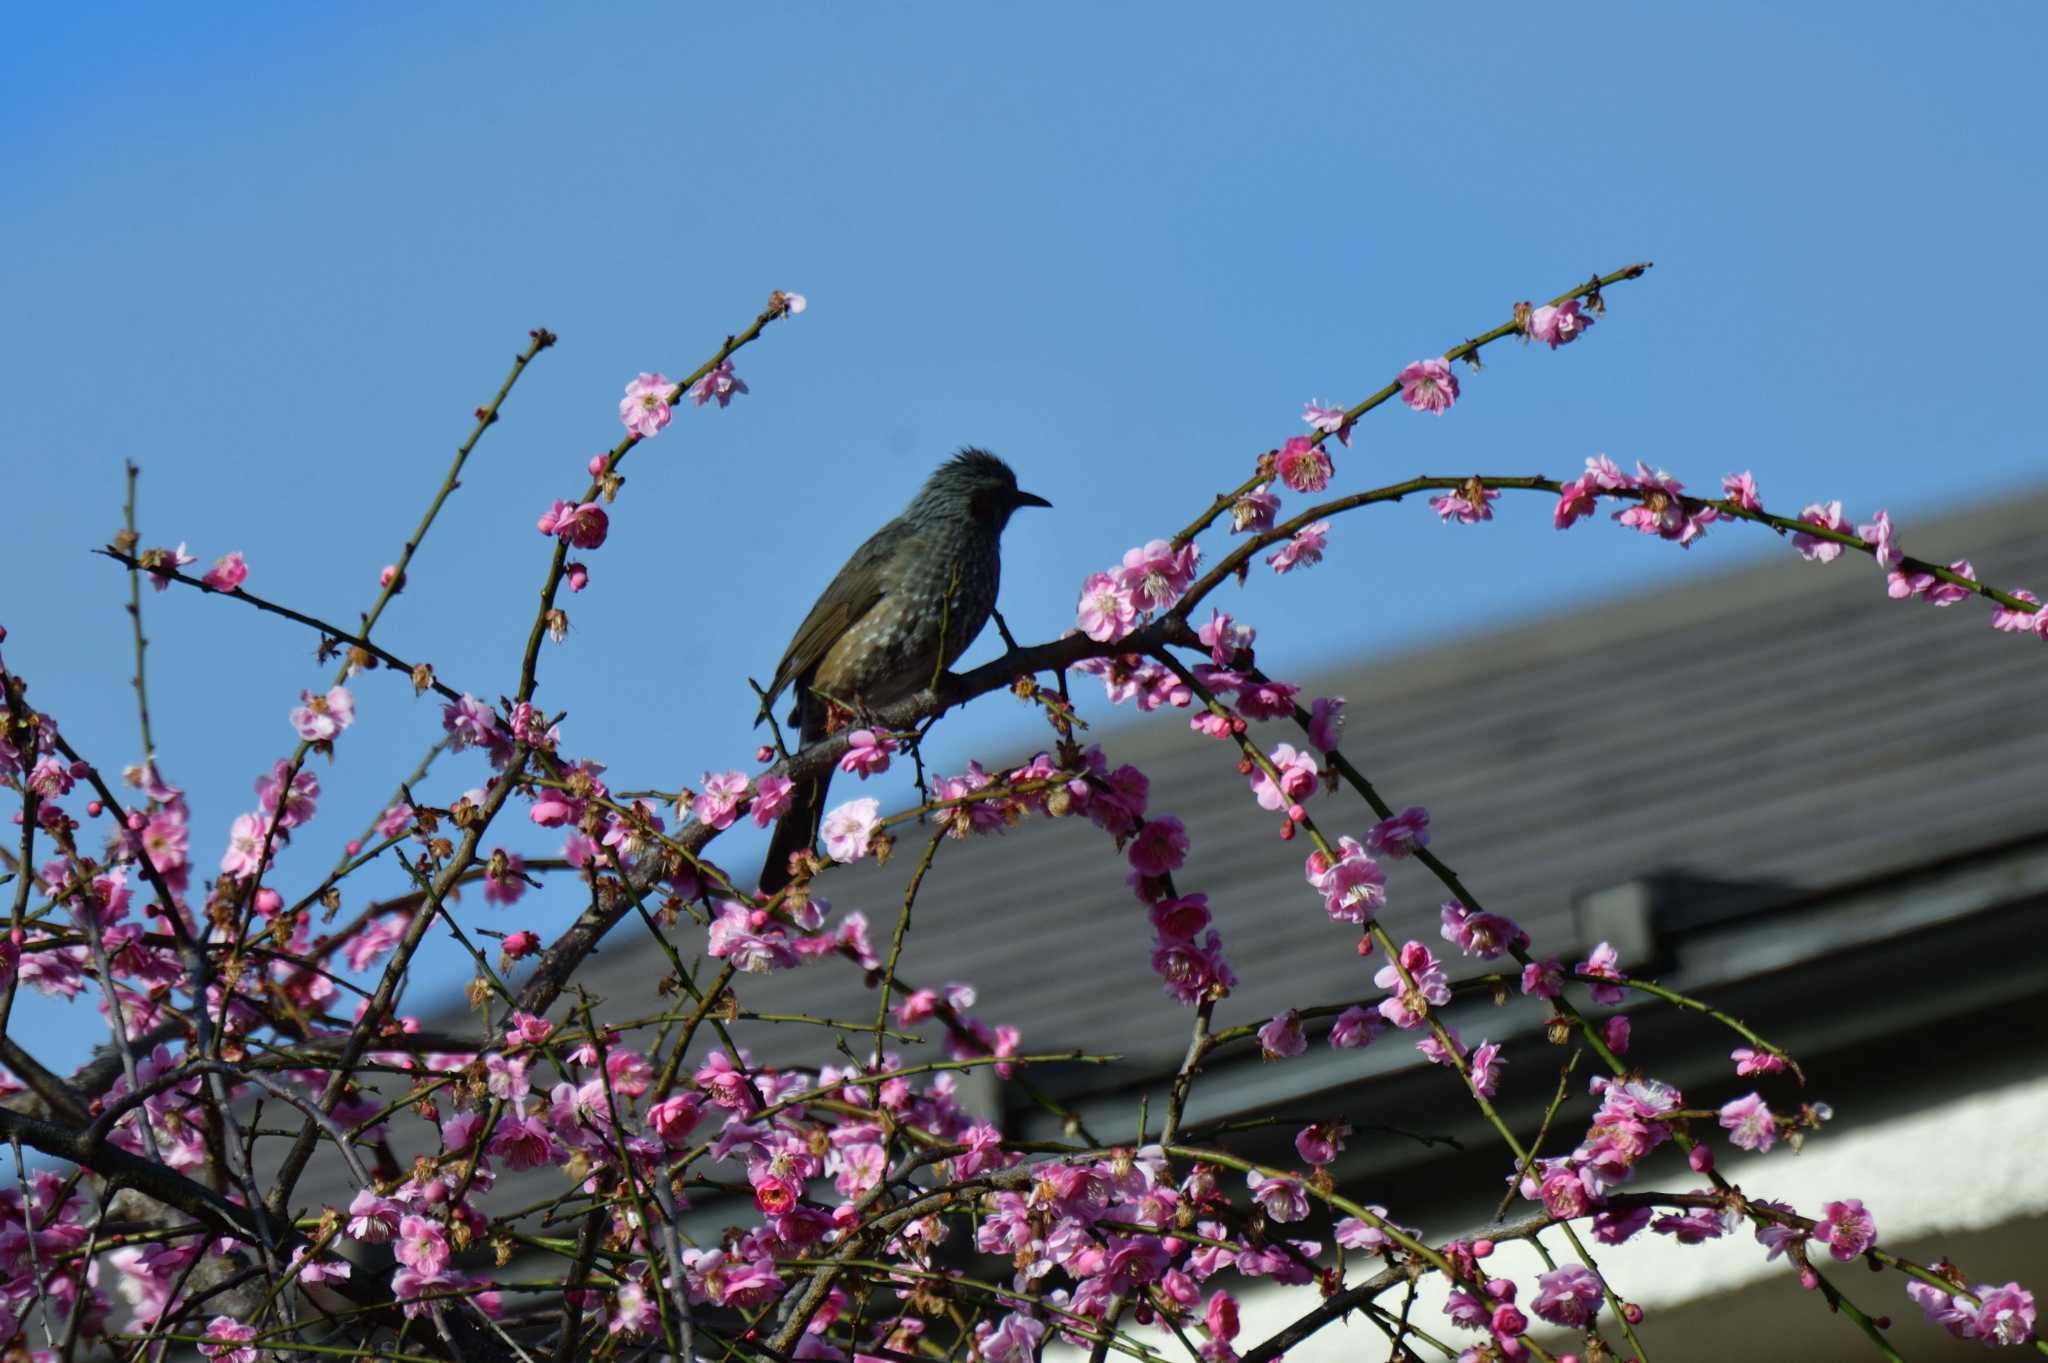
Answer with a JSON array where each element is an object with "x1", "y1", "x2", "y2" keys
[
  {"x1": 392, "y1": 1265, "x2": 456, "y2": 1320},
  {"x1": 344, "y1": 913, "x2": 408, "y2": 972},
  {"x1": 506, "y1": 1011, "x2": 554, "y2": 1047},
  {"x1": 1924, "y1": 559, "x2": 1976, "y2": 607},
  {"x1": 1614, "y1": 463, "x2": 1714, "y2": 546},
  {"x1": 1302, "y1": 399, "x2": 1353, "y2": 446},
  {"x1": 1305, "y1": 836, "x2": 1386, "y2": 923},
  {"x1": 1554, "y1": 475, "x2": 1600, "y2": 530},
  {"x1": 1258, "y1": 1009, "x2": 1307, "y2": 1059},
  {"x1": 380, "y1": 563, "x2": 407, "y2": 591},
  {"x1": 751, "y1": 1171, "x2": 799, "y2": 1215},
  {"x1": 1397, "y1": 358, "x2": 1460, "y2": 414},
  {"x1": 1150, "y1": 929, "x2": 1237, "y2": 1006},
  {"x1": 537, "y1": 498, "x2": 609, "y2": 549},
  {"x1": 1275, "y1": 436, "x2": 1333, "y2": 493},
  {"x1": 289, "y1": 1245, "x2": 352, "y2": 1286},
  {"x1": 395, "y1": 1214, "x2": 451, "y2": 1274},
  {"x1": 290, "y1": 685, "x2": 355, "y2": 742},
  {"x1": 1722, "y1": 471, "x2": 1763, "y2": 512},
  {"x1": 1375, "y1": 940, "x2": 1450, "y2": 1029},
  {"x1": 1592, "y1": 1203, "x2": 1653, "y2": 1245},
  {"x1": 1856, "y1": 509, "x2": 1902, "y2": 569},
  {"x1": 1990, "y1": 591, "x2": 2048, "y2": 638},
  {"x1": 691, "y1": 359, "x2": 749, "y2": 408},
  {"x1": 1527, "y1": 299, "x2": 1594, "y2": 349},
  {"x1": 1205, "y1": 1289, "x2": 1241, "y2": 1347},
  {"x1": 254, "y1": 759, "x2": 319, "y2": 828},
  {"x1": 501, "y1": 929, "x2": 539, "y2": 960},
  {"x1": 145, "y1": 542, "x2": 196, "y2": 591},
  {"x1": 199, "y1": 1317, "x2": 258, "y2": 1363},
  {"x1": 441, "y1": 694, "x2": 501, "y2": 754},
  {"x1": 219, "y1": 812, "x2": 277, "y2": 878},
  {"x1": 1718, "y1": 1092, "x2": 1777, "y2": 1151},
  {"x1": 838, "y1": 728, "x2": 898, "y2": 778},
  {"x1": 1539, "y1": 1167, "x2": 1593, "y2": 1220},
  {"x1": 750, "y1": 773, "x2": 795, "y2": 827},
  {"x1": 1653, "y1": 1207, "x2": 1730, "y2": 1243},
  {"x1": 648, "y1": 1093, "x2": 705, "y2": 1148},
  {"x1": 345, "y1": 1189, "x2": 402, "y2": 1242},
  {"x1": 27, "y1": 755, "x2": 74, "y2": 799},
  {"x1": 1907, "y1": 1279, "x2": 1977, "y2": 1336},
  {"x1": 1573, "y1": 453, "x2": 1628, "y2": 490},
  {"x1": 1439, "y1": 901, "x2": 1528, "y2": 960},
  {"x1": 1813, "y1": 1198, "x2": 1877, "y2": 1260},
  {"x1": 708, "y1": 901, "x2": 800, "y2": 973},
  {"x1": 1249, "y1": 744, "x2": 1317, "y2": 813},
  {"x1": 1743, "y1": 1199, "x2": 1803, "y2": 1262},
  {"x1": 1130, "y1": 815, "x2": 1190, "y2": 876},
  {"x1": 1198, "y1": 609, "x2": 1255, "y2": 668},
  {"x1": 1531, "y1": 1265, "x2": 1604, "y2": 1327},
  {"x1": 1237, "y1": 677, "x2": 1300, "y2": 720},
  {"x1": 1266, "y1": 520, "x2": 1329, "y2": 574},
  {"x1": 1334, "y1": 1209, "x2": 1408, "y2": 1253},
  {"x1": 1294, "y1": 1120, "x2": 1349, "y2": 1166},
  {"x1": 1969, "y1": 1282, "x2": 2036, "y2": 1346},
  {"x1": 693, "y1": 770, "x2": 749, "y2": 830},
  {"x1": 1604, "y1": 1015, "x2": 1632, "y2": 1053},
  {"x1": 1077, "y1": 571, "x2": 1138, "y2": 643},
  {"x1": 1246, "y1": 1169, "x2": 1310, "y2": 1221},
  {"x1": 1429, "y1": 487, "x2": 1498, "y2": 525},
  {"x1": 1307, "y1": 695, "x2": 1345, "y2": 752},
  {"x1": 482, "y1": 851, "x2": 528, "y2": 906},
  {"x1": 1416, "y1": 1026, "x2": 1466, "y2": 1069},
  {"x1": 1792, "y1": 501, "x2": 1851, "y2": 562},
  {"x1": 979, "y1": 1312, "x2": 1046, "y2": 1363},
  {"x1": 1444, "y1": 1285, "x2": 1492, "y2": 1331},
  {"x1": 487, "y1": 1113, "x2": 561, "y2": 1162},
  {"x1": 620, "y1": 372, "x2": 675, "y2": 437},
  {"x1": 529, "y1": 788, "x2": 582, "y2": 828},
  {"x1": 821, "y1": 797, "x2": 881, "y2": 863},
  {"x1": 1233, "y1": 1240, "x2": 1319, "y2": 1286},
  {"x1": 1146, "y1": 892, "x2": 1204, "y2": 945},
  {"x1": 598, "y1": 798, "x2": 659, "y2": 859},
  {"x1": 1329, "y1": 1004, "x2": 1381, "y2": 1049},
  {"x1": 1231, "y1": 484, "x2": 1280, "y2": 534},
  {"x1": 1118, "y1": 538, "x2": 1200, "y2": 611},
  {"x1": 509, "y1": 701, "x2": 558, "y2": 751},
  {"x1": 951, "y1": 1121, "x2": 1006, "y2": 1179},
  {"x1": 1887, "y1": 564, "x2": 1936, "y2": 599},
  {"x1": 608, "y1": 1282, "x2": 658, "y2": 1338},
  {"x1": 1523, "y1": 953, "x2": 1564, "y2": 998},
  {"x1": 1732, "y1": 1046, "x2": 1787, "y2": 1077},
  {"x1": 1468, "y1": 1040, "x2": 1505, "y2": 1098},
  {"x1": 1577, "y1": 941, "x2": 1627, "y2": 1005},
  {"x1": 201, "y1": 551, "x2": 248, "y2": 592},
  {"x1": 1367, "y1": 806, "x2": 1430, "y2": 859}
]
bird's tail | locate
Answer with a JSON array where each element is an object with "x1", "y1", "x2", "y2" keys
[
  {"x1": 759, "y1": 767, "x2": 829, "y2": 896},
  {"x1": 760, "y1": 696, "x2": 831, "y2": 896}
]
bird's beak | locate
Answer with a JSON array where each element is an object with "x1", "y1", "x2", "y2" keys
[{"x1": 1013, "y1": 489, "x2": 1052, "y2": 510}]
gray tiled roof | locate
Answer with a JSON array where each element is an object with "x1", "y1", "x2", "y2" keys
[{"x1": 574, "y1": 487, "x2": 2048, "y2": 1088}]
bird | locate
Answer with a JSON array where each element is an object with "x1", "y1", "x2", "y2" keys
[{"x1": 755, "y1": 448, "x2": 1050, "y2": 894}]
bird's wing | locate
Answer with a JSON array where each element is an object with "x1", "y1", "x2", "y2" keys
[{"x1": 759, "y1": 521, "x2": 901, "y2": 715}]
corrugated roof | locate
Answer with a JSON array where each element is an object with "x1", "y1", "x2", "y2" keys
[{"x1": 568, "y1": 487, "x2": 2048, "y2": 1085}]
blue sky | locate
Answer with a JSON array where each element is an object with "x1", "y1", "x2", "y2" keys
[{"x1": 5, "y1": 3, "x2": 2044, "y2": 1069}]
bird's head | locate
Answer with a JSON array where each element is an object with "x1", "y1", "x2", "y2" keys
[{"x1": 915, "y1": 447, "x2": 1052, "y2": 531}]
